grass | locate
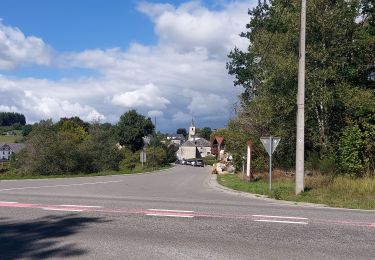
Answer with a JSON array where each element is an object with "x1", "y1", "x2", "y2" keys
[
  {"x1": 217, "y1": 172, "x2": 375, "y2": 210},
  {"x1": 0, "y1": 165, "x2": 173, "y2": 180},
  {"x1": 0, "y1": 135, "x2": 21, "y2": 143}
]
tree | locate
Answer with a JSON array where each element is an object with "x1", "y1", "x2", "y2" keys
[
  {"x1": 226, "y1": 0, "x2": 375, "y2": 173},
  {"x1": 80, "y1": 123, "x2": 122, "y2": 172},
  {"x1": 196, "y1": 127, "x2": 212, "y2": 140},
  {"x1": 116, "y1": 110, "x2": 154, "y2": 152},
  {"x1": 0, "y1": 112, "x2": 26, "y2": 126},
  {"x1": 176, "y1": 128, "x2": 187, "y2": 137}
]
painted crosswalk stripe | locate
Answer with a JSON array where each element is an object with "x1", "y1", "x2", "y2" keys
[
  {"x1": 254, "y1": 219, "x2": 308, "y2": 225},
  {"x1": 146, "y1": 213, "x2": 194, "y2": 218},
  {"x1": 59, "y1": 205, "x2": 103, "y2": 208},
  {"x1": 42, "y1": 207, "x2": 84, "y2": 212},
  {"x1": 252, "y1": 214, "x2": 308, "y2": 220},
  {"x1": 148, "y1": 209, "x2": 193, "y2": 213}
]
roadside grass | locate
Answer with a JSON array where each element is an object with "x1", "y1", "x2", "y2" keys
[
  {"x1": 217, "y1": 173, "x2": 375, "y2": 210},
  {"x1": 0, "y1": 165, "x2": 173, "y2": 180},
  {"x1": 0, "y1": 135, "x2": 21, "y2": 143}
]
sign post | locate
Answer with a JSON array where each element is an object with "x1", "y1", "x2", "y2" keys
[
  {"x1": 260, "y1": 137, "x2": 281, "y2": 191},
  {"x1": 246, "y1": 140, "x2": 253, "y2": 180},
  {"x1": 140, "y1": 150, "x2": 146, "y2": 168}
]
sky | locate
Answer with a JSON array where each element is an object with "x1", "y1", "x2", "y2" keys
[{"x1": 0, "y1": 0, "x2": 256, "y2": 132}]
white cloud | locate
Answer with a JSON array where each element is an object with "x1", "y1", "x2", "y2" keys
[
  {"x1": 148, "y1": 110, "x2": 164, "y2": 118},
  {"x1": 137, "y1": 1, "x2": 249, "y2": 56},
  {"x1": 187, "y1": 92, "x2": 230, "y2": 116},
  {"x1": 0, "y1": 105, "x2": 18, "y2": 112},
  {"x1": 21, "y1": 91, "x2": 106, "y2": 122},
  {"x1": 0, "y1": 20, "x2": 51, "y2": 70},
  {"x1": 111, "y1": 83, "x2": 170, "y2": 109},
  {"x1": 172, "y1": 111, "x2": 191, "y2": 123},
  {"x1": 0, "y1": 1, "x2": 255, "y2": 130}
]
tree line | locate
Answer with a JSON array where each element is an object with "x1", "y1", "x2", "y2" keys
[
  {"x1": 0, "y1": 112, "x2": 26, "y2": 126},
  {"x1": 11, "y1": 110, "x2": 177, "y2": 175},
  {"x1": 224, "y1": 0, "x2": 374, "y2": 176}
]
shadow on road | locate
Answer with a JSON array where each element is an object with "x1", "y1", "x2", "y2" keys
[{"x1": 0, "y1": 214, "x2": 106, "y2": 259}]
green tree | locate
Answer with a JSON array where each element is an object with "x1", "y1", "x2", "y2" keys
[
  {"x1": 226, "y1": 0, "x2": 375, "y2": 173},
  {"x1": 116, "y1": 110, "x2": 154, "y2": 152},
  {"x1": 196, "y1": 127, "x2": 212, "y2": 140},
  {"x1": 0, "y1": 112, "x2": 26, "y2": 126},
  {"x1": 176, "y1": 128, "x2": 187, "y2": 137},
  {"x1": 80, "y1": 123, "x2": 122, "y2": 172}
]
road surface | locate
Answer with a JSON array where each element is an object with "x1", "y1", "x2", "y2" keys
[{"x1": 0, "y1": 165, "x2": 374, "y2": 259}]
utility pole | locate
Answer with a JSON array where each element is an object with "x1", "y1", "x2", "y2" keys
[
  {"x1": 153, "y1": 117, "x2": 156, "y2": 171},
  {"x1": 296, "y1": 0, "x2": 306, "y2": 194}
]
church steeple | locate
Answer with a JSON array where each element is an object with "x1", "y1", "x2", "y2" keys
[{"x1": 188, "y1": 117, "x2": 196, "y2": 141}]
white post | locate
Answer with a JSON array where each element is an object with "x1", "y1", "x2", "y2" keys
[{"x1": 246, "y1": 145, "x2": 251, "y2": 178}]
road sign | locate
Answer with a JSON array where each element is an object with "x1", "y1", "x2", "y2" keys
[
  {"x1": 140, "y1": 151, "x2": 146, "y2": 163},
  {"x1": 260, "y1": 137, "x2": 281, "y2": 191},
  {"x1": 260, "y1": 137, "x2": 280, "y2": 156}
]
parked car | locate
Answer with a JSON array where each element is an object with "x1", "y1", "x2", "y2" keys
[
  {"x1": 175, "y1": 159, "x2": 181, "y2": 164},
  {"x1": 194, "y1": 159, "x2": 204, "y2": 167}
]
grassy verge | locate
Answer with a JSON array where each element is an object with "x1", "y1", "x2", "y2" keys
[
  {"x1": 0, "y1": 165, "x2": 173, "y2": 180},
  {"x1": 217, "y1": 173, "x2": 375, "y2": 210}
]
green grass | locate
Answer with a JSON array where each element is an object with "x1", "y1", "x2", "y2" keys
[
  {"x1": 0, "y1": 135, "x2": 20, "y2": 143},
  {"x1": 217, "y1": 173, "x2": 375, "y2": 210},
  {"x1": 0, "y1": 165, "x2": 173, "y2": 180}
]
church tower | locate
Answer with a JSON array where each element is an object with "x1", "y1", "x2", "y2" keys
[{"x1": 188, "y1": 118, "x2": 196, "y2": 141}]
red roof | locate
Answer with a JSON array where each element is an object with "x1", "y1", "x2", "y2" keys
[{"x1": 214, "y1": 136, "x2": 224, "y2": 144}]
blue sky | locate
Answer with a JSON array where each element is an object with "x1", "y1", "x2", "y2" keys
[{"x1": 0, "y1": 0, "x2": 255, "y2": 132}]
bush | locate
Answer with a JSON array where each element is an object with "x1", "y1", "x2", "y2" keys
[
  {"x1": 338, "y1": 124, "x2": 364, "y2": 176},
  {"x1": 119, "y1": 148, "x2": 139, "y2": 170},
  {"x1": 203, "y1": 155, "x2": 217, "y2": 166}
]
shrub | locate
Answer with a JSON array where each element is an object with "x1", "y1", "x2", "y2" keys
[
  {"x1": 338, "y1": 124, "x2": 364, "y2": 176},
  {"x1": 203, "y1": 155, "x2": 217, "y2": 166}
]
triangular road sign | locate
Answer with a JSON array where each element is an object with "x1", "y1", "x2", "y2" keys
[
  {"x1": 272, "y1": 137, "x2": 281, "y2": 154},
  {"x1": 260, "y1": 137, "x2": 281, "y2": 156}
]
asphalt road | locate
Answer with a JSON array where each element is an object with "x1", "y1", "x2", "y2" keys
[{"x1": 0, "y1": 165, "x2": 374, "y2": 259}]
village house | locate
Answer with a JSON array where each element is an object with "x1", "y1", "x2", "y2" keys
[
  {"x1": 166, "y1": 133, "x2": 186, "y2": 146},
  {"x1": 0, "y1": 143, "x2": 25, "y2": 161},
  {"x1": 177, "y1": 119, "x2": 211, "y2": 160},
  {"x1": 211, "y1": 136, "x2": 225, "y2": 159}
]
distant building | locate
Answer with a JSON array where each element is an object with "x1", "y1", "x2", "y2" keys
[
  {"x1": 0, "y1": 143, "x2": 25, "y2": 161},
  {"x1": 166, "y1": 134, "x2": 186, "y2": 146},
  {"x1": 177, "y1": 119, "x2": 211, "y2": 159},
  {"x1": 211, "y1": 136, "x2": 225, "y2": 158}
]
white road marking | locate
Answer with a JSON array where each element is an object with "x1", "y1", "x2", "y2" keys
[
  {"x1": 42, "y1": 207, "x2": 84, "y2": 212},
  {"x1": 254, "y1": 219, "x2": 308, "y2": 225},
  {"x1": 0, "y1": 180, "x2": 122, "y2": 191},
  {"x1": 252, "y1": 214, "x2": 308, "y2": 220},
  {"x1": 59, "y1": 205, "x2": 103, "y2": 208},
  {"x1": 0, "y1": 201, "x2": 18, "y2": 203},
  {"x1": 146, "y1": 213, "x2": 194, "y2": 218},
  {"x1": 148, "y1": 209, "x2": 194, "y2": 213}
]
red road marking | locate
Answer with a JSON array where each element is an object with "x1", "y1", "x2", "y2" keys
[{"x1": 0, "y1": 201, "x2": 373, "y2": 228}]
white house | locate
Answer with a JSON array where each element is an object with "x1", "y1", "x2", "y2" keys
[{"x1": 0, "y1": 143, "x2": 25, "y2": 161}]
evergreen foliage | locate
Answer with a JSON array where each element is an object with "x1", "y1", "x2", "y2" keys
[{"x1": 0, "y1": 112, "x2": 26, "y2": 126}]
